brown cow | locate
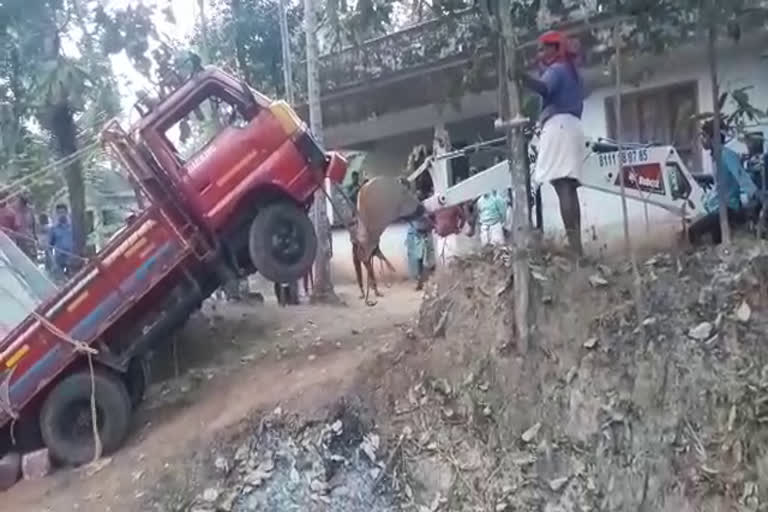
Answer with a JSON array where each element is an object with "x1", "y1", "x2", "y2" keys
[
  {"x1": 352, "y1": 176, "x2": 424, "y2": 305},
  {"x1": 352, "y1": 239, "x2": 395, "y2": 301}
]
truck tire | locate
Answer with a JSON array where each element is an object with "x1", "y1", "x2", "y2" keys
[
  {"x1": 40, "y1": 369, "x2": 132, "y2": 466},
  {"x1": 125, "y1": 357, "x2": 150, "y2": 409},
  {"x1": 248, "y1": 202, "x2": 317, "y2": 283},
  {"x1": 0, "y1": 452, "x2": 20, "y2": 491}
]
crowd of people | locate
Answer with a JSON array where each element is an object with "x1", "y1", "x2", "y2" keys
[
  {"x1": 404, "y1": 179, "x2": 515, "y2": 290},
  {"x1": 0, "y1": 194, "x2": 74, "y2": 281}
]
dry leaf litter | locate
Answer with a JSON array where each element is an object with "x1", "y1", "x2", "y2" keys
[{"x1": 152, "y1": 240, "x2": 768, "y2": 512}]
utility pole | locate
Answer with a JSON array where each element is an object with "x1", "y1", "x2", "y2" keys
[
  {"x1": 304, "y1": 0, "x2": 338, "y2": 303},
  {"x1": 279, "y1": 0, "x2": 295, "y2": 104},
  {"x1": 497, "y1": 0, "x2": 530, "y2": 354},
  {"x1": 279, "y1": 0, "x2": 300, "y2": 301}
]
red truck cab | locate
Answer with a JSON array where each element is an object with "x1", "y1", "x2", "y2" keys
[
  {"x1": 0, "y1": 67, "x2": 346, "y2": 467},
  {"x1": 133, "y1": 68, "x2": 346, "y2": 283}
]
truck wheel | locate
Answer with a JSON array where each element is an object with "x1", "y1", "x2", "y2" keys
[
  {"x1": 125, "y1": 357, "x2": 151, "y2": 409},
  {"x1": 0, "y1": 452, "x2": 20, "y2": 491},
  {"x1": 40, "y1": 370, "x2": 132, "y2": 466},
  {"x1": 248, "y1": 202, "x2": 317, "y2": 283}
]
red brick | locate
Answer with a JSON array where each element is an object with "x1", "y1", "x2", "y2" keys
[{"x1": 21, "y1": 448, "x2": 51, "y2": 480}]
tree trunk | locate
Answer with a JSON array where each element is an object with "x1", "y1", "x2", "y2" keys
[
  {"x1": 51, "y1": 103, "x2": 86, "y2": 257},
  {"x1": 8, "y1": 47, "x2": 24, "y2": 161},
  {"x1": 279, "y1": 0, "x2": 295, "y2": 104},
  {"x1": 498, "y1": 2, "x2": 530, "y2": 354},
  {"x1": 197, "y1": 0, "x2": 211, "y2": 64},
  {"x1": 707, "y1": 17, "x2": 730, "y2": 244},
  {"x1": 304, "y1": 0, "x2": 337, "y2": 303},
  {"x1": 613, "y1": 24, "x2": 645, "y2": 325}
]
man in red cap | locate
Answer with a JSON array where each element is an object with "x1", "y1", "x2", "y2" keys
[{"x1": 518, "y1": 30, "x2": 586, "y2": 256}]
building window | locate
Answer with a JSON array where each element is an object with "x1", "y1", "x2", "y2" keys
[{"x1": 605, "y1": 81, "x2": 700, "y2": 172}]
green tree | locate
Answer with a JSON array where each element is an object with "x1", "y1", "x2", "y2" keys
[
  {"x1": 0, "y1": 0, "x2": 158, "y2": 256},
  {"x1": 323, "y1": 0, "x2": 394, "y2": 50},
  {"x1": 201, "y1": 0, "x2": 303, "y2": 97}
]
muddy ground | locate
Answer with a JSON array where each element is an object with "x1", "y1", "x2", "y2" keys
[{"x1": 2, "y1": 283, "x2": 421, "y2": 512}]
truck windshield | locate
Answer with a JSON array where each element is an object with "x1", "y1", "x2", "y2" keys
[
  {"x1": 0, "y1": 231, "x2": 57, "y2": 339},
  {"x1": 164, "y1": 94, "x2": 249, "y2": 164}
]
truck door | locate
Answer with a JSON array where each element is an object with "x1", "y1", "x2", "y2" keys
[{"x1": 157, "y1": 84, "x2": 286, "y2": 228}]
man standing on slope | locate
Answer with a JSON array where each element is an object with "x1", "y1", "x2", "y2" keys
[
  {"x1": 476, "y1": 190, "x2": 507, "y2": 246},
  {"x1": 519, "y1": 30, "x2": 586, "y2": 256},
  {"x1": 689, "y1": 120, "x2": 757, "y2": 244}
]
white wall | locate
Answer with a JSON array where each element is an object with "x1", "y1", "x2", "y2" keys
[
  {"x1": 329, "y1": 222, "x2": 480, "y2": 283},
  {"x1": 540, "y1": 45, "x2": 768, "y2": 255},
  {"x1": 330, "y1": 222, "x2": 411, "y2": 283},
  {"x1": 585, "y1": 50, "x2": 768, "y2": 144}
]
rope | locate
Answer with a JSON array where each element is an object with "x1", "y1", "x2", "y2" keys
[
  {"x1": 0, "y1": 128, "x2": 135, "y2": 455},
  {"x1": 86, "y1": 352, "x2": 102, "y2": 461},
  {"x1": 0, "y1": 141, "x2": 102, "y2": 197},
  {"x1": 317, "y1": 181, "x2": 357, "y2": 239},
  {"x1": 0, "y1": 367, "x2": 17, "y2": 421},
  {"x1": 3, "y1": 142, "x2": 100, "y2": 191},
  {"x1": 0, "y1": 226, "x2": 91, "y2": 263},
  {"x1": 0, "y1": 302, "x2": 100, "y2": 458},
  {"x1": 31, "y1": 310, "x2": 102, "y2": 462},
  {"x1": 31, "y1": 311, "x2": 97, "y2": 355}
]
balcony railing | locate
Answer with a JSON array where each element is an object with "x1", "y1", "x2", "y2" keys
[
  {"x1": 292, "y1": 9, "x2": 488, "y2": 101},
  {"x1": 293, "y1": 4, "x2": 616, "y2": 100},
  {"x1": 292, "y1": 2, "x2": 757, "y2": 123},
  {"x1": 320, "y1": 9, "x2": 486, "y2": 90}
]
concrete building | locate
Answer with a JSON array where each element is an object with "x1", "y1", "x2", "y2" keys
[{"x1": 298, "y1": 10, "x2": 768, "y2": 282}]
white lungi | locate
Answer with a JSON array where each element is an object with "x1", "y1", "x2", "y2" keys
[
  {"x1": 438, "y1": 234, "x2": 458, "y2": 263},
  {"x1": 534, "y1": 113, "x2": 586, "y2": 185},
  {"x1": 480, "y1": 222, "x2": 505, "y2": 246}
]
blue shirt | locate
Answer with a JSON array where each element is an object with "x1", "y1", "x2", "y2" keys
[
  {"x1": 477, "y1": 193, "x2": 507, "y2": 226},
  {"x1": 537, "y1": 62, "x2": 584, "y2": 122},
  {"x1": 704, "y1": 147, "x2": 757, "y2": 213},
  {"x1": 48, "y1": 221, "x2": 73, "y2": 260},
  {"x1": 744, "y1": 153, "x2": 768, "y2": 195}
]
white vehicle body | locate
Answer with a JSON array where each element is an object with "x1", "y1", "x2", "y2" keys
[
  {"x1": 411, "y1": 140, "x2": 711, "y2": 226},
  {"x1": 0, "y1": 231, "x2": 57, "y2": 339}
]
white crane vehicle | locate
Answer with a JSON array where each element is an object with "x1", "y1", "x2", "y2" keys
[{"x1": 408, "y1": 136, "x2": 715, "y2": 236}]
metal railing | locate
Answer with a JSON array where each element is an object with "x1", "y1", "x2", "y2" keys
[
  {"x1": 293, "y1": 5, "x2": 623, "y2": 99},
  {"x1": 292, "y1": 9, "x2": 487, "y2": 99}
]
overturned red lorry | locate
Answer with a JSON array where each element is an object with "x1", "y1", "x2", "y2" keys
[{"x1": 0, "y1": 68, "x2": 346, "y2": 466}]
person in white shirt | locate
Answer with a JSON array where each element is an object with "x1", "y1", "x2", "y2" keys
[{"x1": 476, "y1": 190, "x2": 507, "y2": 246}]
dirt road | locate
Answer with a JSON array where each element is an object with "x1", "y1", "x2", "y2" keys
[{"x1": 3, "y1": 283, "x2": 421, "y2": 512}]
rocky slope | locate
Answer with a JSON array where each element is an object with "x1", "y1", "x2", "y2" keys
[{"x1": 407, "y1": 241, "x2": 768, "y2": 511}]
